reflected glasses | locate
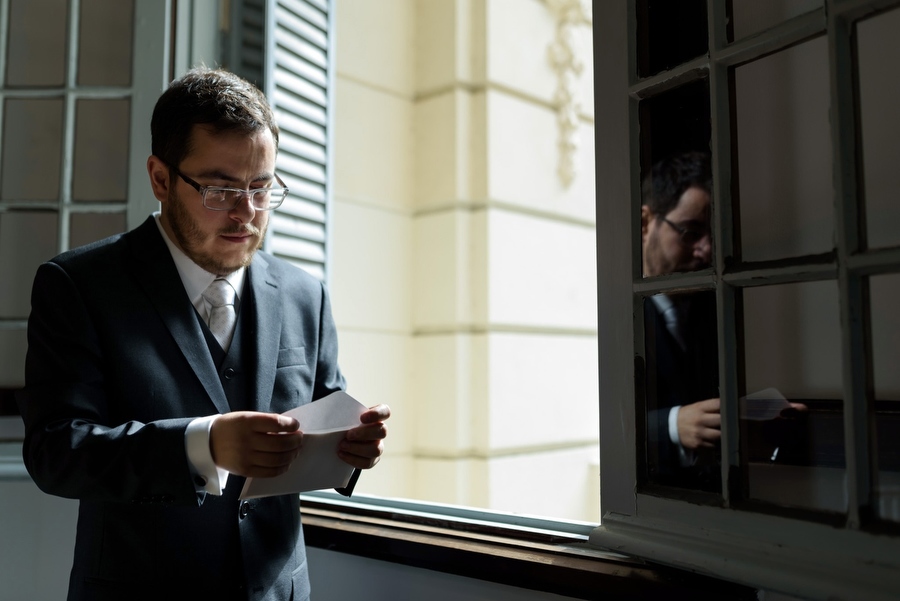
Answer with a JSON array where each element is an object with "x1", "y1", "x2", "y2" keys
[
  {"x1": 175, "y1": 169, "x2": 289, "y2": 211},
  {"x1": 663, "y1": 217, "x2": 709, "y2": 245}
]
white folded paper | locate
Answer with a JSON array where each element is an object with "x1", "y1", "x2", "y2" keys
[{"x1": 239, "y1": 391, "x2": 367, "y2": 499}]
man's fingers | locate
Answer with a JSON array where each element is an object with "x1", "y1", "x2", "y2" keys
[
  {"x1": 360, "y1": 404, "x2": 391, "y2": 424},
  {"x1": 346, "y1": 422, "x2": 388, "y2": 441}
]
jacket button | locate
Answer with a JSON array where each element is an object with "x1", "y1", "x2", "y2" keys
[
  {"x1": 239, "y1": 501, "x2": 251, "y2": 519},
  {"x1": 224, "y1": 367, "x2": 236, "y2": 379}
]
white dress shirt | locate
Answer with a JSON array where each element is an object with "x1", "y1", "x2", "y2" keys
[{"x1": 153, "y1": 213, "x2": 246, "y2": 495}]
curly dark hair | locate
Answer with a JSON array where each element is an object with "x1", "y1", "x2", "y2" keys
[
  {"x1": 641, "y1": 151, "x2": 712, "y2": 218},
  {"x1": 150, "y1": 67, "x2": 279, "y2": 170}
]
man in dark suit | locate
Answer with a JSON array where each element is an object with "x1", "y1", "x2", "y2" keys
[
  {"x1": 16, "y1": 67, "x2": 390, "y2": 601},
  {"x1": 640, "y1": 152, "x2": 720, "y2": 489}
]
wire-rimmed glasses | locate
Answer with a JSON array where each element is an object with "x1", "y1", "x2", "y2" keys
[
  {"x1": 175, "y1": 169, "x2": 289, "y2": 211},
  {"x1": 663, "y1": 217, "x2": 710, "y2": 245}
]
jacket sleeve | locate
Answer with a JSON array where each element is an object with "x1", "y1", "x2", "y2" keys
[{"x1": 16, "y1": 261, "x2": 198, "y2": 506}]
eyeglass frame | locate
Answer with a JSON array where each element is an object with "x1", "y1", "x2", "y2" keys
[
  {"x1": 662, "y1": 217, "x2": 710, "y2": 245},
  {"x1": 173, "y1": 167, "x2": 289, "y2": 211}
]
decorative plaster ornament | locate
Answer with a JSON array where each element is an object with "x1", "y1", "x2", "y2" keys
[{"x1": 545, "y1": 0, "x2": 592, "y2": 188}]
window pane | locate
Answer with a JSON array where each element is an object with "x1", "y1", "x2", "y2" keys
[
  {"x1": 638, "y1": 83, "x2": 712, "y2": 279},
  {"x1": 857, "y1": 7, "x2": 900, "y2": 250},
  {"x1": 870, "y1": 273, "x2": 900, "y2": 522},
  {"x1": 741, "y1": 281, "x2": 845, "y2": 514},
  {"x1": 639, "y1": 79, "x2": 711, "y2": 172},
  {"x1": 2, "y1": 98, "x2": 64, "y2": 202},
  {"x1": 735, "y1": 37, "x2": 832, "y2": 262},
  {"x1": 69, "y1": 212, "x2": 126, "y2": 249},
  {"x1": 72, "y1": 99, "x2": 130, "y2": 202},
  {"x1": 729, "y1": 0, "x2": 822, "y2": 42},
  {"x1": 643, "y1": 290, "x2": 720, "y2": 492},
  {"x1": 636, "y1": 0, "x2": 708, "y2": 78},
  {"x1": 0, "y1": 212, "x2": 58, "y2": 319},
  {"x1": 78, "y1": 0, "x2": 134, "y2": 86},
  {"x1": 5, "y1": 0, "x2": 68, "y2": 87}
]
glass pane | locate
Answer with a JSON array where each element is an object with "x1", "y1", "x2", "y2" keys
[
  {"x1": 0, "y1": 212, "x2": 58, "y2": 319},
  {"x1": 639, "y1": 79, "x2": 711, "y2": 175},
  {"x1": 643, "y1": 290, "x2": 720, "y2": 492},
  {"x1": 6, "y1": 0, "x2": 68, "y2": 87},
  {"x1": 871, "y1": 274, "x2": 900, "y2": 521},
  {"x1": 2, "y1": 98, "x2": 64, "y2": 202},
  {"x1": 640, "y1": 149, "x2": 713, "y2": 278},
  {"x1": 729, "y1": 0, "x2": 822, "y2": 42},
  {"x1": 78, "y1": 0, "x2": 134, "y2": 86},
  {"x1": 636, "y1": 0, "x2": 708, "y2": 78},
  {"x1": 69, "y1": 212, "x2": 127, "y2": 249},
  {"x1": 72, "y1": 99, "x2": 130, "y2": 202},
  {"x1": 857, "y1": 7, "x2": 900, "y2": 250},
  {"x1": 735, "y1": 37, "x2": 832, "y2": 262},
  {"x1": 742, "y1": 281, "x2": 845, "y2": 513}
]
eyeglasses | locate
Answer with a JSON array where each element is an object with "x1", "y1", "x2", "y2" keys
[
  {"x1": 174, "y1": 169, "x2": 289, "y2": 211},
  {"x1": 663, "y1": 217, "x2": 710, "y2": 245}
]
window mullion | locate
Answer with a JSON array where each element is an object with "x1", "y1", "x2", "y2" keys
[
  {"x1": 827, "y1": 1, "x2": 873, "y2": 530},
  {"x1": 707, "y1": 0, "x2": 740, "y2": 505}
]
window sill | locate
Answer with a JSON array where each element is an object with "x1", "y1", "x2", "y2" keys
[{"x1": 299, "y1": 496, "x2": 756, "y2": 600}]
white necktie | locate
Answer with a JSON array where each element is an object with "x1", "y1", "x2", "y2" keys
[
  {"x1": 655, "y1": 295, "x2": 686, "y2": 352},
  {"x1": 202, "y1": 278, "x2": 236, "y2": 351}
]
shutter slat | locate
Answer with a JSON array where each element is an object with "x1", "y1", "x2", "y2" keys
[
  {"x1": 271, "y1": 213, "x2": 326, "y2": 242},
  {"x1": 273, "y1": 88, "x2": 326, "y2": 126},
  {"x1": 278, "y1": 152, "x2": 326, "y2": 184},
  {"x1": 275, "y1": 5, "x2": 327, "y2": 50},
  {"x1": 274, "y1": 45, "x2": 327, "y2": 88},
  {"x1": 277, "y1": 109, "x2": 326, "y2": 146}
]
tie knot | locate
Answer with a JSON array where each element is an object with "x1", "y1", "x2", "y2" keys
[{"x1": 202, "y1": 278, "x2": 236, "y2": 308}]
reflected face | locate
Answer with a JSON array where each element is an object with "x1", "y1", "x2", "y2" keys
[
  {"x1": 641, "y1": 186, "x2": 711, "y2": 277},
  {"x1": 158, "y1": 126, "x2": 276, "y2": 276}
]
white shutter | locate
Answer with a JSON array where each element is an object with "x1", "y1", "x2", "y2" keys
[
  {"x1": 265, "y1": 0, "x2": 332, "y2": 282},
  {"x1": 227, "y1": 0, "x2": 332, "y2": 282}
]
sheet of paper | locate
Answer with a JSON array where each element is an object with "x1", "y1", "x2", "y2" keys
[
  {"x1": 239, "y1": 391, "x2": 366, "y2": 499},
  {"x1": 740, "y1": 387, "x2": 791, "y2": 421}
]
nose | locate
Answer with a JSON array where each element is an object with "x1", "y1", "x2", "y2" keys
[
  {"x1": 694, "y1": 232, "x2": 712, "y2": 264},
  {"x1": 229, "y1": 191, "x2": 256, "y2": 224}
]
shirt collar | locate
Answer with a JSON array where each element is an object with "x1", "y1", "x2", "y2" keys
[{"x1": 152, "y1": 212, "x2": 246, "y2": 308}]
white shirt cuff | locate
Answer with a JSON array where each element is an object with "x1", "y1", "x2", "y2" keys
[
  {"x1": 668, "y1": 406, "x2": 695, "y2": 467},
  {"x1": 186, "y1": 415, "x2": 229, "y2": 495}
]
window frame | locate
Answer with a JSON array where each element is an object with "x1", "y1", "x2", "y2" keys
[{"x1": 589, "y1": 1, "x2": 900, "y2": 598}]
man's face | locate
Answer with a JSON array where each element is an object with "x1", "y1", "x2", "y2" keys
[
  {"x1": 156, "y1": 125, "x2": 276, "y2": 276},
  {"x1": 641, "y1": 186, "x2": 712, "y2": 277}
]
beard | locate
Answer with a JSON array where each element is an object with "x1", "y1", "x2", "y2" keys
[{"x1": 165, "y1": 188, "x2": 267, "y2": 276}]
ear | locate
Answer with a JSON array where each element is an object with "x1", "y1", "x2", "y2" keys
[
  {"x1": 147, "y1": 155, "x2": 171, "y2": 203},
  {"x1": 640, "y1": 205, "x2": 653, "y2": 243}
]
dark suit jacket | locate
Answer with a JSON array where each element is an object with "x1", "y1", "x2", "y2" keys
[
  {"x1": 17, "y1": 216, "x2": 346, "y2": 601},
  {"x1": 644, "y1": 291, "x2": 720, "y2": 491}
]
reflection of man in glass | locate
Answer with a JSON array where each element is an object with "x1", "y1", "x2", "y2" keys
[{"x1": 641, "y1": 151, "x2": 720, "y2": 488}]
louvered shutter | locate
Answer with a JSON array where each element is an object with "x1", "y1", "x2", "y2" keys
[{"x1": 229, "y1": 0, "x2": 332, "y2": 282}]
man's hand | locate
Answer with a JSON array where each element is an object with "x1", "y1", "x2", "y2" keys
[
  {"x1": 339, "y1": 404, "x2": 391, "y2": 469},
  {"x1": 210, "y1": 411, "x2": 303, "y2": 478},
  {"x1": 677, "y1": 398, "x2": 721, "y2": 450}
]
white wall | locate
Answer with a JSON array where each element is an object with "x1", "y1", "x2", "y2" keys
[{"x1": 331, "y1": 0, "x2": 599, "y2": 523}]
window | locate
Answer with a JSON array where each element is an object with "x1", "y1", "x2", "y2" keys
[
  {"x1": 592, "y1": 1, "x2": 900, "y2": 597},
  {"x1": 0, "y1": 0, "x2": 166, "y2": 439}
]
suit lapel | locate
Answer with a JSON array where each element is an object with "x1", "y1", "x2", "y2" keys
[
  {"x1": 246, "y1": 254, "x2": 282, "y2": 413},
  {"x1": 125, "y1": 217, "x2": 231, "y2": 415}
]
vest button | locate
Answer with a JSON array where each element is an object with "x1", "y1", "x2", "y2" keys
[
  {"x1": 239, "y1": 501, "x2": 251, "y2": 519},
  {"x1": 224, "y1": 367, "x2": 236, "y2": 379}
]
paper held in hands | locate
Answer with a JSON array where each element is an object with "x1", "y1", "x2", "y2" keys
[{"x1": 239, "y1": 391, "x2": 367, "y2": 500}]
